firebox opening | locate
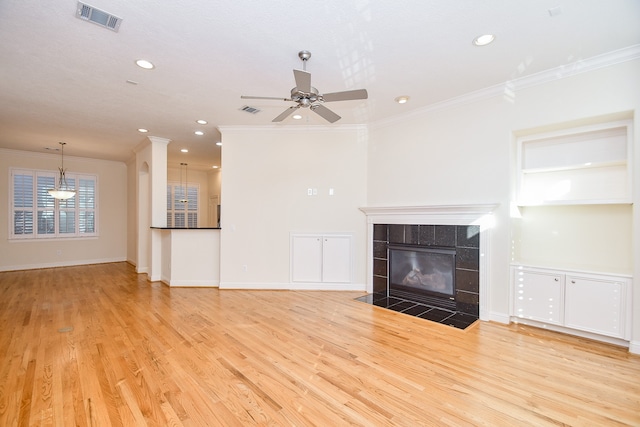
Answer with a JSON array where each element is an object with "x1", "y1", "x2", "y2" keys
[{"x1": 389, "y1": 245, "x2": 456, "y2": 310}]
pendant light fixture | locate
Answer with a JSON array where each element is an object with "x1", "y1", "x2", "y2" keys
[
  {"x1": 179, "y1": 162, "x2": 188, "y2": 204},
  {"x1": 48, "y1": 142, "x2": 76, "y2": 200}
]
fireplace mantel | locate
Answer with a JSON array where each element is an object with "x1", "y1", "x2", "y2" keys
[
  {"x1": 359, "y1": 204, "x2": 499, "y2": 226},
  {"x1": 360, "y1": 204, "x2": 499, "y2": 321}
]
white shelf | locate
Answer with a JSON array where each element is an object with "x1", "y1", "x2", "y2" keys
[
  {"x1": 516, "y1": 120, "x2": 633, "y2": 206},
  {"x1": 521, "y1": 160, "x2": 626, "y2": 174}
]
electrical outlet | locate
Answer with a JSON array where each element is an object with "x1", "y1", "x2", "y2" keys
[
  {"x1": 242, "y1": 265, "x2": 248, "y2": 272},
  {"x1": 307, "y1": 188, "x2": 313, "y2": 196}
]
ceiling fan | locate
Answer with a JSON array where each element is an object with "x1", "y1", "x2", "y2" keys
[{"x1": 241, "y1": 50, "x2": 368, "y2": 123}]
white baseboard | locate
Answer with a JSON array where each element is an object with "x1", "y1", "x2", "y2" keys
[
  {"x1": 0, "y1": 257, "x2": 127, "y2": 272},
  {"x1": 487, "y1": 311, "x2": 510, "y2": 324},
  {"x1": 161, "y1": 279, "x2": 220, "y2": 287},
  {"x1": 510, "y1": 317, "x2": 631, "y2": 349},
  {"x1": 629, "y1": 340, "x2": 640, "y2": 355},
  {"x1": 219, "y1": 281, "x2": 367, "y2": 291}
]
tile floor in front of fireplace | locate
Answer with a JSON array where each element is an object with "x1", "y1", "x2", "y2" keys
[{"x1": 355, "y1": 292, "x2": 478, "y2": 330}]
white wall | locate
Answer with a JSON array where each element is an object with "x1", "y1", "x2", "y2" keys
[
  {"x1": 218, "y1": 125, "x2": 368, "y2": 289},
  {"x1": 0, "y1": 148, "x2": 127, "y2": 271},
  {"x1": 512, "y1": 205, "x2": 632, "y2": 274},
  {"x1": 208, "y1": 168, "x2": 221, "y2": 200},
  {"x1": 366, "y1": 59, "x2": 640, "y2": 343}
]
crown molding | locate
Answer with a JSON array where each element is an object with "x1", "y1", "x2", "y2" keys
[{"x1": 372, "y1": 44, "x2": 640, "y2": 130}]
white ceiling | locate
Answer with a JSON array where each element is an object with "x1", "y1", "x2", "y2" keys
[{"x1": 1, "y1": 0, "x2": 639, "y2": 171}]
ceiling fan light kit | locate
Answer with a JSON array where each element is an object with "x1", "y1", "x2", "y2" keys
[{"x1": 241, "y1": 50, "x2": 368, "y2": 123}]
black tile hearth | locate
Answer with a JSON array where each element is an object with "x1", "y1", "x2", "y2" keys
[
  {"x1": 355, "y1": 293, "x2": 478, "y2": 330},
  {"x1": 418, "y1": 307, "x2": 453, "y2": 322}
]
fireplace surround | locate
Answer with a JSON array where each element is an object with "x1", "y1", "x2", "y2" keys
[
  {"x1": 359, "y1": 205, "x2": 498, "y2": 322},
  {"x1": 375, "y1": 223, "x2": 479, "y2": 316}
]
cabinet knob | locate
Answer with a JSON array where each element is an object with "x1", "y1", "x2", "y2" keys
[
  {"x1": 554, "y1": 278, "x2": 559, "y2": 282},
  {"x1": 571, "y1": 280, "x2": 576, "y2": 284}
]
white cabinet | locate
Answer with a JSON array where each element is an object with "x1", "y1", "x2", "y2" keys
[
  {"x1": 321, "y1": 235, "x2": 352, "y2": 283},
  {"x1": 511, "y1": 265, "x2": 631, "y2": 340},
  {"x1": 291, "y1": 234, "x2": 352, "y2": 283},
  {"x1": 291, "y1": 235, "x2": 324, "y2": 282},
  {"x1": 565, "y1": 276, "x2": 625, "y2": 338},
  {"x1": 513, "y1": 270, "x2": 564, "y2": 325}
]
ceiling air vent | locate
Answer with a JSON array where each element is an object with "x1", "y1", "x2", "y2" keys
[
  {"x1": 240, "y1": 105, "x2": 261, "y2": 114},
  {"x1": 76, "y1": 2, "x2": 122, "y2": 32}
]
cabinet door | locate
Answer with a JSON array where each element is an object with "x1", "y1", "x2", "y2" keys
[
  {"x1": 322, "y1": 235, "x2": 352, "y2": 283},
  {"x1": 291, "y1": 235, "x2": 323, "y2": 282},
  {"x1": 565, "y1": 276, "x2": 624, "y2": 338},
  {"x1": 514, "y1": 270, "x2": 564, "y2": 325}
]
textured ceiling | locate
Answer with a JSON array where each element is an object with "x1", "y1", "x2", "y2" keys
[{"x1": 0, "y1": 0, "x2": 639, "y2": 170}]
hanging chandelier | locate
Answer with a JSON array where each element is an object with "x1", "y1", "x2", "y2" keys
[{"x1": 48, "y1": 142, "x2": 76, "y2": 200}]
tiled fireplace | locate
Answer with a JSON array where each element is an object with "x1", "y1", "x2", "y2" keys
[
  {"x1": 374, "y1": 223, "x2": 480, "y2": 316},
  {"x1": 359, "y1": 205, "x2": 497, "y2": 324}
]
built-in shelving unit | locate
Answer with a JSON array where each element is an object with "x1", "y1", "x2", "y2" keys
[
  {"x1": 511, "y1": 118, "x2": 634, "y2": 347},
  {"x1": 516, "y1": 120, "x2": 633, "y2": 205}
]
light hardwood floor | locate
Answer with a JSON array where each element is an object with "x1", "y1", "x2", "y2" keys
[{"x1": 0, "y1": 262, "x2": 638, "y2": 426}]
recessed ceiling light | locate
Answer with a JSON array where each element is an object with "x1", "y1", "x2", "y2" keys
[
  {"x1": 194, "y1": 131, "x2": 204, "y2": 136},
  {"x1": 135, "y1": 59, "x2": 155, "y2": 69},
  {"x1": 138, "y1": 128, "x2": 148, "y2": 133},
  {"x1": 216, "y1": 142, "x2": 222, "y2": 146},
  {"x1": 394, "y1": 96, "x2": 410, "y2": 104},
  {"x1": 181, "y1": 149, "x2": 189, "y2": 153},
  {"x1": 292, "y1": 114, "x2": 302, "y2": 120},
  {"x1": 473, "y1": 34, "x2": 495, "y2": 46},
  {"x1": 196, "y1": 119, "x2": 208, "y2": 125}
]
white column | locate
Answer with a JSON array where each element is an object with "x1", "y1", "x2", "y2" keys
[{"x1": 133, "y1": 136, "x2": 171, "y2": 281}]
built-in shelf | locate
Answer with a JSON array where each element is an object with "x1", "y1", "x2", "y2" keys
[
  {"x1": 521, "y1": 160, "x2": 627, "y2": 175},
  {"x1": 516, "y1": 120, "x2": 633, "y2": 206}
]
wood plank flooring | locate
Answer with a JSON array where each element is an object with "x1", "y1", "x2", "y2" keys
[{"x1": 0, "y1": 262, "x2": 639, "y2": 426}]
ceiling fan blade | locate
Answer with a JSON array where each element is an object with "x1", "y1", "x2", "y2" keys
[
  {"x1": 311, "y1": 104, "x2": 341, "y2": 123},
  {"x1": 241, "y1": 95, "x2": 290, "y2": 101},
  {"x1": 272, "y1": 106, "x2": 299, "y2": 122},
  {"x1": 322, "y1": 89, "x2": 368, "y2": 102},
  {"x1": 293, "y1": 69, "x2": 312, "y2": 93}
]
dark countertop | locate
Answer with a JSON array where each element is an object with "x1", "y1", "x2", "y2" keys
[{"x1": 150, "y1": 227, "x2": 221, "y2": 230}]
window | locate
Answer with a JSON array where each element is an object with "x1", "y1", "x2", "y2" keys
[
  {"x1": 167, "y1": 182, "x2": 198, "y2": 228},
  {"x1": 10, "y1": 168, "x2": 97, "y2": 239}
]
